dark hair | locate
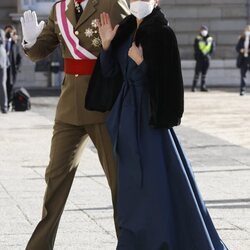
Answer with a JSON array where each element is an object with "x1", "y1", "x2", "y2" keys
[
  {"x1": 200, "y1": 25, "x2": 208, "y2": 31},
  {"x1": 4, "y1": 24, "x2": 15, "y2": 31}
]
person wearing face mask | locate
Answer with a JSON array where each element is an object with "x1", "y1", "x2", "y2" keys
[
  {"x1": 86, "y1": 1, "x2": 228, "y2": 249},
  {"x1": 192, "y1": 25, "x2": 215, "y2": 92},
  {"x1": 236, "y1": 25, "x2": 250, "y2": 96},
  {"x1": 0, "y1": 29, "x2": 8, "y2": 114},
  {"x1": 4, "y1": 25, "x2": 22, "y2": 108}
]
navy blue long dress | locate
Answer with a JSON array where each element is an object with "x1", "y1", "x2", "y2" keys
[{"x1": 100, "y1": 35, "x2": 228, "y2": 250}]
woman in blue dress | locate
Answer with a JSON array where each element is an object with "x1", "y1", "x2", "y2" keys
[{"x1": 86, "y1": 1, "x2": 229, "y2": 249}]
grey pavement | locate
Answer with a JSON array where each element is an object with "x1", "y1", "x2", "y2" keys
[{"x1": 0, "y1": 89, "x2": 250, "y2": 249}]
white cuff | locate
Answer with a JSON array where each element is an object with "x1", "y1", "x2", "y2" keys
[{"x1": 22, "y1": 39, "x2": 37, "y2": 49}]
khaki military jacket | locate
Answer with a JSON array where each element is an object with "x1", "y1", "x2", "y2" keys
[{"x1": 26, "y1": 0, "x2": 130, "y2": 125}]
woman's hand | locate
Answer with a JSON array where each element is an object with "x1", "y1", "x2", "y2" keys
[
  {"x1": 98, "y1": 12, "x2": 119, "y2": 50},
  {"x1": 128, "y1": 43, "x2": 144, "y2": 65},
  {"x1": 240, "y1": 48, "x2": 250, "y2": 54}
]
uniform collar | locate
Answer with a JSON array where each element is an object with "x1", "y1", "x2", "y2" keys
[
  {"x1": 66, "y1": 0, "x2": 98, "y2": 28},
  {"x1": 75, "y1": 0, "x2": 98, "y2": 29}
]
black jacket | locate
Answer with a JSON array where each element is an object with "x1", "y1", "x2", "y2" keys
[
  {"x1": 85, "y1": 7, "x2": 184, "y2": 128},
  {"x1": 6, "y1": 39, "x2": 22, "y2": 83},
  {"x1": 236, "y1": 36, "x2": 250, "y2": 54},
  {"x1": 236, "y1": 36, "x2": 250, "y2": 68}
]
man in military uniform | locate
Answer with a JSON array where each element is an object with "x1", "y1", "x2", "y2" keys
[
  {"x1": 20, "y1": 0, "x2": 129, "y2": 249},
  {"x1": 192, "y1": 25, "x2": 215, "y2": 92}
]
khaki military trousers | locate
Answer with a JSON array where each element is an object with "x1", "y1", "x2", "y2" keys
[{"x1": 26, "y1": 120, "x2": 117, "y2": 250}]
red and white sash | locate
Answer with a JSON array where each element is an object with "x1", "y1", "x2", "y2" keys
[{"x1": 56, "y1": 0, "x2": 97, "y2": 60}]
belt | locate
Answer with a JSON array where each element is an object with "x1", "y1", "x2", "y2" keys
[{"x1": 64, "y1": 58, "x2": 97, "y2": 75}]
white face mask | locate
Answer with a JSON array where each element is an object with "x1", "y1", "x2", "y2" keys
[
  {"x1": 130, "y1": 1, "x2": 155, "y2": 20},
  {"x1": 245, "y1": 31, "x2": 250, "y2": 37},
  {"x1": 201, "y1": 30, "x2": 208, "y2": 37}
]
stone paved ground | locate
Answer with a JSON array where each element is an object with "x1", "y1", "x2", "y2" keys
[{"x1": 0, "y1": 89, "x2": 249, "y2": 250}]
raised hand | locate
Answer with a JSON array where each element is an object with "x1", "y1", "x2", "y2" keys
[
  {"x1": 20, "y1": 10, "x2": 45, "y2": 44},
  {"x1": 98, "y1": 12, "x2": 119, "y2": 50}
]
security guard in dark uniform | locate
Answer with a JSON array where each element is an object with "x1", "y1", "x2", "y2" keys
[{"x1": 192, "y1": 25, "x2": 215, "y2": 92}]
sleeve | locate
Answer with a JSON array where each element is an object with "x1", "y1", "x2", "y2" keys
[
  {"x1": 85, "y1": 53, "x2": 123, "y2": 112},
  {"x1": 194, "y1": 38, "x2": 202, "y2": 59},
  {"x1": 145, "y1": 26, "x2": 184, "y2": 128},
  {"x1": 236, "y1": 37, "x2": 243, "y2": 53},
  {"x1": 22, "y1": 40, "x2": 36, "y2": 49},
  {"x1": 126, "y1": 58, "x2": 148, "y2": 80},
  {"x1": 85, "y1": 40, "x2": 123, "y2": 111},
  {"x1": 100, "y1": 46, "x2": 120, "y2": 77},
  {"x1": 194, "y1": 38, "x2": 198, "y2": 51},
  {"x1": 109, "y1": 0, "x2": 130, "y2": 27},
  {"x1": 211, "y1": 39, "x2": 215, "y2": 55},
  {"x1": 209, "y1": 37, "x2": 215, "y2": 55},
  {"x1": 16, "y1": 44, "x2": 22, "y2": 70},
  {"x1": 136, "y1": 60, "x2": 147, "y2": 74},
  {"x1": 24, "y1": 4, "x2": 59, "y2": 62}
]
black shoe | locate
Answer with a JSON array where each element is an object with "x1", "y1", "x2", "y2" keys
[
  {"x1": 240, "y1": 91, "x2": 245, "y2": 96},
  {"x1": 191, "y1": 87, "x2": 196, "y2": 92},
  {"x1": 1, "y1": 109, "x2": 8, "y2": 114},
  {"x1": 201, "y1": 87, "x2": 208, "y2": 92}
]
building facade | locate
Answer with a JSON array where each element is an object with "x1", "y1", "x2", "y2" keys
[
  {"x1": 1, "y1": 0, "x2": 250, "y2": 87},
  {"x1": 1, "y1": 0, "x2": 60, "y2": 88}
]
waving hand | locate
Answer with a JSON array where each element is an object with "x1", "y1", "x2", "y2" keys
[{"x1": 98, "y1": 12, "x2": 119, "y2": 50}]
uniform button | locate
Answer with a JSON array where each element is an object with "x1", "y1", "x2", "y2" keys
[
  {"x1": 74, "y1": 30, "x2": 79, "y2": 35},
  {"x1": 59, "y1": 32, "x2": 62, "y2": 35},
  {"x1": 75, "y1": 74, "x2": 79, "y2": 77}
]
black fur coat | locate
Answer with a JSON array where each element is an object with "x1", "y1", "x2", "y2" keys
[{"x1": 85, "y1": 7, "x2": 184, "y2": 128}]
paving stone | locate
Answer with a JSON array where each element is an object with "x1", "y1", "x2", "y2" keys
[{"x1": 0, "y1": 91, "x2": 249, "y2": 249}]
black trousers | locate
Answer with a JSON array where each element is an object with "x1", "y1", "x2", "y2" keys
[
  {"x1": 240, "y1": 60, "x2": 250, "y2": 92},
  {"x1": 192, "y1": 59, "x2": 210, "y2": 89},
  {"x1": 6, "y1": 67, "x2": 16, "y2": 105}
]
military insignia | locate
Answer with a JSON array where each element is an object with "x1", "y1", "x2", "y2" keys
[
  {"x1": 83, "y1": 19, "x2": 102, "y2": 48},
  {"x1": 85, "y1": 28, "x2": 94, "y2": 38},
  {"x1": 92, "y1": 37, "x2": 101, "y2": 47},
  {"x1": 92, "y1": 0, "x2": 98, "y2": 5},
  {"x1": 91, "y1": 19, "x2": 99, "y2": 28},
  {"x1": 74, "y1": 2, "x2": 82, "y2": 13}
]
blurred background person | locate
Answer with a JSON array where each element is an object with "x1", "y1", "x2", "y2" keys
[
  {"x1": 236, "y1": 25, "x2": 250, "y2": 96},
  {"x1": 0, "y1": 29, "x2": 8, "y2": 114},
  {"x1": 192, "y1": 25, "x2": 215, "y2": 92},
  {"x1": 4, "y1": 25, "x2": 22, "y2": 108}
]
